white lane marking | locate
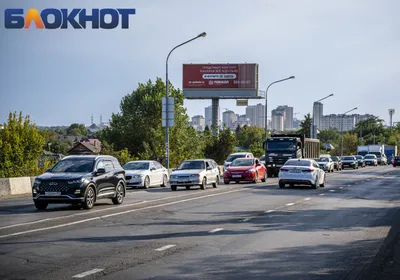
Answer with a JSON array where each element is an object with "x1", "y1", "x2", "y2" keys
[
  {"x1": 242, "y1": 218, "x2": 251, "y2": 222},
  {"x1": 319, "y1": 194, "x2": 325, "y2": 196},
  {"x1": 347, "y1": 185, "x2": 351, "y2": 186},
  {"x1": 265, "y1": 210, "x2": 275, "y2": 213},
  {"x1": 304, "y1": 197, "x2": 311, "y2": 201},
  {"x1": 0, "y1": 188, "x2": 248, "y2": 239},
  {"x1": 72, "y1": 268, "x2": 104, "y2": 278},
  {"x1": 1, "y1": 185, "x2": 247, "y2": 230},
  {"x1": 285, "y1": 203, "x2": 295, "y2": 206},
  {"x1": 329, "y1": 190, "x2": 335, "y2": 192},
  {"x1": 0, "y1": 200, "x2": 146, "y2": 230},
  {"x1": 339, "y1": 187, "x2": 344, "y2": 189},
  {"x1": 209, "y1": 228, "x2": 224, "y2": 233},
  {"x1": 155, "y1": 244, "x2": 175, "y2": 251}
]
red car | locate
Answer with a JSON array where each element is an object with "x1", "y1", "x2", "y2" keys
[{"x1": 223, "y1": 157, "x2": 267, "y2": 184}]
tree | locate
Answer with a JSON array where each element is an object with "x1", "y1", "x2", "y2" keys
[
  {"x1": 298, "y1": 113, "x2": 312, "y2": 138},
  {"x1": 0, "y1": 112, "x2": 45, "y2": 178},
  {"x1": 341, "y1": 133, "x2": 358, "y2": 155},
  {"x1": 237, "y1": 126, "x2": 264, "y2": 150},
  {"x1": 99, "y1": 78, "x2": 203, "y2": 167},
  {"x1": 318, "y1": 129, "x2": 340, "y2": 146},
  {"x1": 67, "y1": 123, "x2": 88, "y2": 136},
  {"x1": 204, "y1": 127, "x2": 236, "y2": 164}
]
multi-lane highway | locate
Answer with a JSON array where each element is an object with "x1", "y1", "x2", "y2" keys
[{"x1": 1, "y1": 166, "x2": 400, "y2": 280}]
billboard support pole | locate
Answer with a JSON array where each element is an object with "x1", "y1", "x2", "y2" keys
[{"x1": 212, "y1": 98, "x2": 219, "y2": 136}]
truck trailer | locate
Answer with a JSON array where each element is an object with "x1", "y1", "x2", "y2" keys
[
  {"x1": 263, "y1": 134, "x2": 320, "y2": 177},
  {"x1": 384, "y1": 145, "x2": 398, "y2": 164}
]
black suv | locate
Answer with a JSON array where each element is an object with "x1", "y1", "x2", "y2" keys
[
  {"x1": 393, "y1": 156, "x2": 400, "y2": 167},
  {"x1": 32, "y1": 155, "x2": 126, "y2": 210}
]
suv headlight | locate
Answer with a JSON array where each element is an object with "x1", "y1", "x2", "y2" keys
[
  {"x1": 33, "y1": 179, "x2": 41, "y2": 185},
  {"x1": 68, "y1": 178, "x2": 85, "y2": 184}
]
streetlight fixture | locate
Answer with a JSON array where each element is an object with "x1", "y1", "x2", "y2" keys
[
  {"x1": 340, "y1": 107, "x2": 358, "y2": 156},
  {"x1": 165, "y1": 32, "x2": 207, "y2": 170},
  {"x1": 264, "y1": 76, "x2": 295, "y2": 139},
  {"x1": 311, "y1": 93, "x2": 334, "y2": 138}
]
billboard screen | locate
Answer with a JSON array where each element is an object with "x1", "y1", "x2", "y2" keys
[{"x1": 182, "y1": 63, "x2": 259, "y2": 99}]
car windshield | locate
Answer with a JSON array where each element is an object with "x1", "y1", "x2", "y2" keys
[
  {"x1": 226, "y1": 154, "x2": 247, "y2": 162},
  {"x1": 51, "y1": 158, "x2": 95, "y2": 173},
  {"x1": 231, "y1": 159, "x2": 254, "y2": 166},
  {"x1": 260, "y1": 155, "x2": 265, "y2": 161},
  {"x1": 123, "y1": 162, "x2": 149, "y2": 170},
  {"x1": 284, "y1": 160, "x2": 311, "y2": 167},
  {"x1": 365, "y1": 155, "x2": 375, "y2": 159},
  {"x1": 267, "y1": 141, "x2": 297, "y2": 151},
  {"x1": 331, "y1": 157, "x2": 339, "y2": 161},
  {"x1": 177, "y1": 161, "x2": 205, "y2": 170},
  {"x1": 343, "y1": 157, "x2": 355, "y2": 160},
  {"x1": 318, "y1": 158, "x2": 330, "y2": 162}
]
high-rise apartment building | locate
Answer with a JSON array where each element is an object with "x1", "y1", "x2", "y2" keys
[
  {"x1": 222, "y1": 110, "x2": 237, "y2": 129},
  {"x1": 245, "y1": 103, "x2": 265, "y2": 128},
  {"x1": 191, "y1": 115, "x2": 205, "y2": 132},
  {"x1": 271, "y1": 110, "x2": 285, "y2": 132},
  {"x1": 275, "y1": 105, "x2": 294, "y2": 130}
]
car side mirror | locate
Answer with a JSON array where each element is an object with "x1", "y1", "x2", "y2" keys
[
  {"x1": 207, "y1": 167, "x2": 212, "y2": 171},
  {"x1": 256, "y1": 163, "x2": 261, "y2": 167},
  {"x1": 96, "y1": 168, "x2": 106, "y2": 175},
  {"x1": 46, "y1": 168, "x2": 52, "y2": 172},
  {"x1": 151, "y1": 167, "x2": 156, "y2": 171}
]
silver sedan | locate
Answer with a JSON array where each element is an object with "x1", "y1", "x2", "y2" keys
[{"x1": 123, "y1": 160, "x2": 169, "y2": 189}]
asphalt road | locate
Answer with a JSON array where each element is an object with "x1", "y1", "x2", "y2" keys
[{"x1": 0, "y1": 165, "x2": 399, "y2": 280}]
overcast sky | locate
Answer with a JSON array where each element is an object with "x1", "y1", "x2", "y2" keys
[{"x1": 0, "y1": 0, "x2": 399, "y2": 126}]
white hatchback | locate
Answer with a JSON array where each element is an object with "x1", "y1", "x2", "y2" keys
[{"x1": 278, "y1": 159, "x2": 326, "y2": 189}]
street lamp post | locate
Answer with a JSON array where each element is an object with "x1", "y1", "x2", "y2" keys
[
  {"x1": 165, "y1": 32, "x2": 206, "y2": 170},
  {"x1": 311, "y1": 93, "x2": 333, "y2": 138},
  {"x1": 340, "y1": 107, "x2": 358, "y2": 156},
  {"x1": 264, "y1": 76, "x2": 295, "y2": 139}
]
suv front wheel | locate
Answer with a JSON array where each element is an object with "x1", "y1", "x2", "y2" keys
[
  {"x1": 83, "y1": 186, "x2": 96, "y2": 210},
  {"x1": 112, "y1": 181, "x2": 125, "y2": 205},
  {"x1": 34, "y1": 201, "x2": 48, "y2": 210}
]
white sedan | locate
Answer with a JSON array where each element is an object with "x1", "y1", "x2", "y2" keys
[
  {"x1": 123, "y1": 160, "x2": 169, "y2": 189},
  {"x1": 278, "y1": 159, "x2": 326, "y2": 189}
]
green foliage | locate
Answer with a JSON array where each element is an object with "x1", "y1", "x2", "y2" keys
[
  {"x1": 0, "y1": 112, "x2": 45, "y2": 178},
  {"x1": 249, "y1": 142, "x2": 264, "y2": 157},
  {"x1": 100, "y1": 141, "x2": 138, "y2": 166},
  {"x1": 298, "y1": 113, "x2": 312, "y2": 138},
  {"x1": 236, "y1": 125, "x2": 264, "y2": 150},
  {"x1": 204, "y1": 127, "x2": 236, "y2": 164},
  {"x1": 99, "y1": 78, "x2": 203, "y2": 167},
  {"x1": 67, "y1": 123, "x2": 88, "y2": 136}
]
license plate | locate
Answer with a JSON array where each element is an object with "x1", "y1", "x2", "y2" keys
[
  {"x1": 291, "y1": 169, "x2": 302, "y2": 173},
  {"x1": 178, "y1": 180, "x2": 188, "y2": 183},
  {"x1": 232, "y1": 175, "x2": 241, "y2": 178},
  {"x1": 45, "y1": 192, "x2": 61, "y2": 196}
]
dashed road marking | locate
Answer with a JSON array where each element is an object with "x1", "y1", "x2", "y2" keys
[
  {"x1": 72, "y1": 268, "x2": 104, "y2": 278},
  {"x1": 155, "y1": 245, "x2": 176, "y2": 251},
  {"x1": 242, "y1": 218, "x2": 251, "y2": 222},
  {"x1": 329, "y1": 190, "x2": 335, "y2": 192},
  {"x1": 319, "y1": 194, "x2": 325, "y2": 196},
  {"x1": 304, "y1": 197, "x2": 311, "y2": 201},
  {"x1": 339, "y1": 187, "x2": 344, "y2": 189},
  {"x1": 209, "y1": 228, "x2": 224, "y2": 233},
  {"x1": 265, "y1": 210, "x2": 275, "y2": 213},
  {"x1": 285, "y1": 203, "x2": 295, "y2": 206}
]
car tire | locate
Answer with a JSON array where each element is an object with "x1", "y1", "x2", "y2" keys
[
  {"x1": 212, "y1": 176, "x2": 219, "y2": 188},
  {"x1": 143, "y1": 176, "x2": 150, "y2": 189},
  {"x1": 171, "y1": 185, "x2": 177, "y2": 191},
  {"x1": 34, "y1": 201, "x2": 48, "y2": 210},
  {"x1": 224, "y1": 180, "x2": 230, "y2": 184},
  {"x1": 279, "y1": 181, "x2": 285, "y2": 188},
  {"x1": 186, "y1": 186, "x2": 190, "y2": 190},
  {"x1": 312, "y1": 177, "x2": 320, "y2": 189},
  {"x1": 112, "y1": 181, "x2": 125, "y2": 205},
  {"x1": 200, "y1": 177, "x2": 207, "y2": 190},
  {"x1": 261, "y1": 172, "x2": 267, "y2": 182},
  {"x1": 83, "y1": 186, "x2": 96, "y2": 210},
  {"x1": 161, "y1": 174, "x2": 168, "y2": 187}
]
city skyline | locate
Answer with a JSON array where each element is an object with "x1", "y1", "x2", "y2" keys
[{"x1": 1, "y1": 1, "x2": 399, "y2": 127}]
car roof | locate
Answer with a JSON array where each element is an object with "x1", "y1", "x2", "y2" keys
[
  {"x1": 62, "y1": 155, "x2": 115, "y2": 160},
  {"x1": 125, "y1": 160, "x2": 153, "y2": 163},
  {"x1": 287, "y1": 158, "x2": 313, "y2": 162},
  {"x1": 230, "y1": 152, "x2": 250, "y2": 155}
]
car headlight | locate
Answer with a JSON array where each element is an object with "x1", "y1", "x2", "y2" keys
[
  {"x1": 170, "y1": 175, "x2": 177, "y2": 179},
  {"x1": 33, "y1": 179, "x2": 41, "y2": 185},
  {"x1": 190, "y1": 174, "x2": 200, "y2": 177},
  {"x1": 132, "y1": 174, "x2": 144, "y2": 178},
  {"x1": 247, "y1": 169, "x2": 255, "y2": 173},
  {"x1": 68, "y1": 178, "x2": 85, "y2": 184}
]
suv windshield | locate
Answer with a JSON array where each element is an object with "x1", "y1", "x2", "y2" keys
[
  {"x1": 343, "y1": 157, "x2": 355, "y2": 160},
  {"x1": 226, "y1": 154, "x2": 247, "y2": 162},
  {"x1": 177, "y1": 161, "x2": 205, "y2": 170},
  {"x1": 284, "y1": 160, "x2": 311, "y2": 167},
  {"x1": 365, "y1": 155, "x2": 375, "y2": 159},
  {"x1": 123, "y1": 162, "x2": 149, "y2": 170},
  {"x1": 51, "y1": 158, "x2": 95, "y2": 173},
  {"x1": 267, "y1": 141, "x2": 297, "y2": 151},
  {"x1": 331, "y1": 157, "x2": 339, "y2": 161},
  {"x1": 231, "y1": 159, "x2": 254, "y2": 166},
  {"x1": 318, "y1": 158, "x2": 330, "y2": 162}
]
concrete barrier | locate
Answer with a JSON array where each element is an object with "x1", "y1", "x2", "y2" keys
[{"x1": 0, "y1": 177, "x2": 35, "y2": 197}]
